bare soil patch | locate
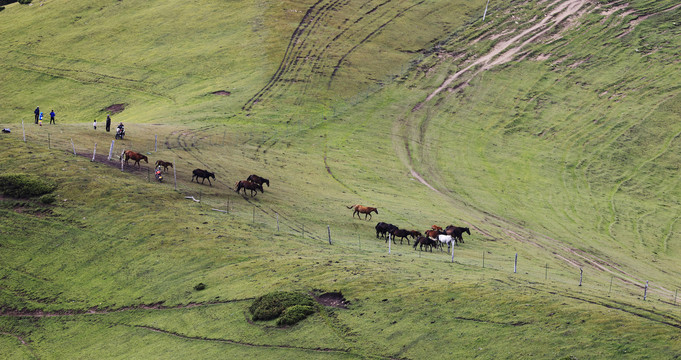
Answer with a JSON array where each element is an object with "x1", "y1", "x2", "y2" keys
[
  {"x1": 312, "y1": 291, "x2": 349, "y2": 309},
  {"x1": 102, "y1": 103, "x2": 127, "y2": 114},
  {"x1": 211, "y1": 90, "x2": 231, "y2": 96}
]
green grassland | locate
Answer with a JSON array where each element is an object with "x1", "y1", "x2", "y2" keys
[{"x1": 2, "y1": 0, "x2": 681, "y2": 358}]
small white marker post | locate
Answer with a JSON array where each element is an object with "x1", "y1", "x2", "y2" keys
[
  {"x1": 120, "y1": 150, "x2": 125, "y2": 171},
  {"x1": 71, "y1": 139, "x2": 76, "y2": 155},
  {"x1": 579, "y1": 268, "x2": 583, "y2": 286},
  {"x1": 22, "y1": 120, "x2": 26, "y2": 142},
  {"x1": 482, "y1": 0, "x2": 491, "y2": 21},
  {"x1": 514, "y1": 253, "x2": 518, "y2": 273},
  {"x1": 328, "y1": 225, "x2": 331, "y2": 245},
  {"x1": 91, "y1": 143, "x2": 97, "y2": 161},
  {"x1": 388, "y1": 234, "x2": 392, "y2": 254}
]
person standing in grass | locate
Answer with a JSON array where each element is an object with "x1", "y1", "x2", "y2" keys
[
  {"x1": 34, "y1": 106, "x2": 39, "y2": 124},
  {"x1": 93, "y1": 119, "x2": 97, "y2": 130},
  {"x1": 105, "y1": 114, "x2": 111, "y2": 132},
  {"x1": 50, "y1": 110, "x2": 56, "y2": 124}
]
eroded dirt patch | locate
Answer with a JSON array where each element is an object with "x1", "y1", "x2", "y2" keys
[
  {"x1": 313, "y1": 291, "x2": 349, "y2": 309},
  {"x1": 102, "y1": 103, "x2": 127, "y2": 114},
  {"x1": 211, "y1": 90, "x2": 231, "y2": 96}
]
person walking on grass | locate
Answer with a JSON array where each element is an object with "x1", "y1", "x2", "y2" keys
[
  {"x1": 50, "y1": 110, "x2": 56, "y2": 124},
  {"x1": 93, "y1": 119, "x2": 97, "y2": 130},
  {"x1": 105, "y1": 114, "x2": 111, "y2": 132},
  {"x1": 34, "y1": 106, "x2": 40, "y2": 124}
]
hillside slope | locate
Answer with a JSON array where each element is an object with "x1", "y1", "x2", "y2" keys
[{"x1": 2, "y1": 0, "x2": 681, "y2": 358}]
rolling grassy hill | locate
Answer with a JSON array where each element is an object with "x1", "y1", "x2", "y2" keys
[{"x1": 2, "y1": 0, "x2": 681, "y2": 358}]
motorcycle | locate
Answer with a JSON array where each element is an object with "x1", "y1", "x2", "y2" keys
[
  {"x1": 155, "y1": 167, "x2": 163, "y2": 182},
  {"x1": 115, "y1": 127, "x2": 125, "y2": 140}
]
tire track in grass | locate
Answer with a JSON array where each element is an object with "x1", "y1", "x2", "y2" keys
[{"x1": 0, "y1": 331, "x2": 38, "y2": 359}]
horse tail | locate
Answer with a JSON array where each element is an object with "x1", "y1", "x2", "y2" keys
[{"x1": 346, "y1": 205, "x2": 356, "y2": 209}]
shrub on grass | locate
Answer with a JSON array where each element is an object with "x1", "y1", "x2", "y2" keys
[
  {"x1": 276, "y1": 305, "x2": 316, "y2": 326},
  {"x1": 194, "y1": 283, "x2": 206, "y2": 291},
  {"x1": 0, "y1": 174, "x2": 56, "y2": 198},
  {"x1": 39, "y1": 193, "x2": 56, "y2": 204},
  {"x1": 249, "y1": 291, "x2": 316, "y2": 321}
]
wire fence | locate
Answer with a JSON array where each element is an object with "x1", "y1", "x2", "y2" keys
[{"x1": 9, "y1": 123, "x2": 681, "y2": 310}]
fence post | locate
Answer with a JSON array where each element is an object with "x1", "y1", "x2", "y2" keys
[
  {"x1": 22, "y1": 120, "x2": 26, "y2": 142},
  {"x1": 120, "y1": 150, "x2": 125, "y2": 171},
  {"x1": 227, "y1": 197, "x2": 230, "y2": 213},
  {"x1": 71, "y1": 138, "x2": 76, "y2": 155},
  {"x1": 388, "y1": 233, "x2": 391, "y2": 254},
  {"x1": 579, "y1": 268, "x2": 583, "y2": 286},
  {"x1": 328, "y1": 225, "x2": 331, "y2": 245},
  {"x1": 91, "y1": 143, "x2": 97, "y2": 161},
  {"x1": 147, "y1": 167, "x2": 150, "y2": 182},
  {"x1": 451, "y1": 241, "x2": 455, "y2": 263},
  {"x1": 108, "y1": 140, "x2": 114, "y2": 160},
  {"x1": 643, "y1": 281, "x2": 649, "y2": 301},
  {"x1": 154, "y1": 135, "x2": 157, "y2": 152},
  {"x1": 276, "y1": 213, "x2": 279, "y2": 231},
  {"x1": 609, "y1": 276, "x2": 613, "y2": 295},
  {"x1": 514, "y1": 253, "x2": 517, "y2": 273}
]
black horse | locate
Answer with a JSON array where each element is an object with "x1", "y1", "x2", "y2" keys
[
  {"x1": 192, "y1": 169, "x2": 215, "y2": 186},
  {"x1": 445, "y1": 226, "x2": 471, "y2": 244},
  {"x1": 390, "y1": 228, "x2": 411, "y2": 245},
  {"x1": 247, "y1": 174, "x2": 270, "y2": 188},
  {"x1": 235, "y1": 180, "x2": 263, "y2": 197},
  {"x1": 375, "y1": 222, "x2": 397, "y2": 239},
  {"x1": 413, "y1": 236, "x2": 437, "y2": 252}
]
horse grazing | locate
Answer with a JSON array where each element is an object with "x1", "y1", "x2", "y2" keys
[
  {"x1": 122, "y1": 150, "x2": 148, "y2": 168},
  {"x1": 155, "y1": 160, "x2": 173, "y2": 172},
  {"x1": 445, "y1": 226, "x2": 471, "y2": 244},
  {"x1": 347, "y1": 204, "x2": 378, "y2": 220},
  {"x1": 192, "y1": 169, "x2": 215, "y2": 186},
  {"x1": 390, "y1": 228, "x2": 411, "y2": 245},
  {"x1": 235, "y1": 180, "x2": 263, "y2": 197},
  {"x1": 375, "y1": 222, "x2": 397, "y2": 239},
  {"x1": 408, "y1": 230, "x2": 421, "y2": 239},
  {"x1": 247, "y1": 174, "x2": 270, "y2": 188},
  {"x1": 413, "y1": 236, "x2": 437, "y2": 252}
]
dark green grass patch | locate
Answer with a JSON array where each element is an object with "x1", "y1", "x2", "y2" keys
[
  {"x1": 249, "y1": 291, "x2": 317, "y2": 323},
  {"x1": 0, "y1": 173, "x2": 56, "y2": 198}
]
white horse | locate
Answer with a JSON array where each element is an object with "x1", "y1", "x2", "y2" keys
[{"x1": 437, "y1": 234, "x2": 454, "y2": 252}]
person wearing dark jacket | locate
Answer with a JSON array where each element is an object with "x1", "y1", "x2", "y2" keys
[
  {"x1": 34, "y1": 106, "x2": 40, "y2": 124},
  {"x1": 105, "y1": 114, "x2": 111, "y2": 132},
  {"x1": 50, "y1": 110, "x2": 56, "y2": 124}
]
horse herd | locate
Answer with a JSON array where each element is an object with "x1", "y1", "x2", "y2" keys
[
  {"x1": 120, "y1": 151, "x2": 470, "y2": 251},
  {"x1": 376, "y1": 222, "x2": 471, "y2": 253},
  {"x1": 120, "y1": 150, "x2": 269, "y2": 196}
]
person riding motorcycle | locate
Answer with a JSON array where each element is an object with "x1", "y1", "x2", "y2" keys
[{"x1": 115, "y1": 122, "x2": 125, "y2": 139}]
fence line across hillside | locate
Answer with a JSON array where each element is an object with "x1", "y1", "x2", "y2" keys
[{"x1": 11, "y1": 128, "x2": 681, "y2": 310}]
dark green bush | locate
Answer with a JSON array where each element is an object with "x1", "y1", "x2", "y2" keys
[
  {"x1": 276, "y1": 305, "x2": 316, "y2": 326},
  {"x1": 39, "y1": 193, "x2": 56, "y2": 204},
  {"x1": 0, "y1": 6, "x2": 5, "y2": 11},
  {"x1": 0, "y1": 174, "x2": 56, "y2": 198},
  {"x1": 249, "y1": 291, "x2": 316, "y2": 321},
  {"x1": 194, "y1": 283, "x2": 206, "y2": 291},
  {"x1": 18, "y1": 0, "x2": 32, "y2": 4}
]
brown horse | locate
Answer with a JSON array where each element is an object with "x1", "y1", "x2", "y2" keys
[
  {"x1": 155, "y1": 160, "x2": 173, "y2": 171},
  {"x1": 445, "y1": 225, "x2": 471, "y2": 244},
  {"x1": 122, "y1": 150, "x2": 148, "y2": 168},
  {"x1": 247, "y1": 174, "x2": 269, "y2": 187},
  {"x1": 346, "y1": 205, "x2": 378, "y2": 220},
  {"x1": 235, "y1": 180, "x2": 263, "y2": 197}
]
